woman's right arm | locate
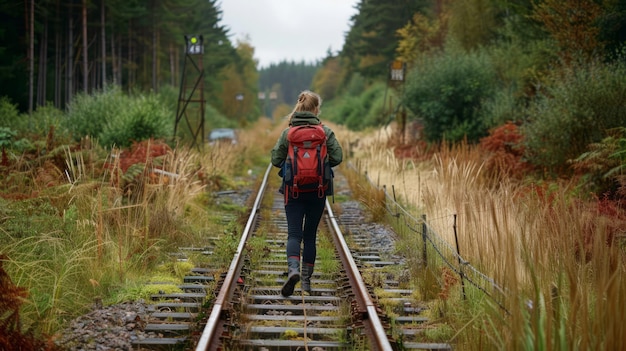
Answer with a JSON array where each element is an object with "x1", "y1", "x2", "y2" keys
[{"x1": 271, "y1": 129, "x2": 289, "y2": 167}]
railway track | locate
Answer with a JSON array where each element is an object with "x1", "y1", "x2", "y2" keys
[{"x1": 132, "y1": 164, "x2": 453, "y2": 351}]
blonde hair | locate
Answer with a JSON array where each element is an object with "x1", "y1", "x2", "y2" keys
[{"x1": 289, "y1": 90, "x2": 322, "y2": 124}]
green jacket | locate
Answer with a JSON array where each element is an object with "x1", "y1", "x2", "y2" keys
[{"x1": 271, "y1": 111, "x2": 343, "y2": 169}]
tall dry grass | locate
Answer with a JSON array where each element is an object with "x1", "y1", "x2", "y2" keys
[
  {"x1": 2, "y1": 134, "x2": 256, "y2": 335},
  {"x1": 342, "y1": 124, "x2": 626, "y2": 350}
]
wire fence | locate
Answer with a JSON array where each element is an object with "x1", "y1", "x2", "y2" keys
[{"x1": 350, "y1": 164, "x2": 508, "y2": 312}]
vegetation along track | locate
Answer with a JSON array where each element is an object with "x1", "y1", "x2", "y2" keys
[{"x1": 130, "y1": 164, "x2": 452, "y2": 351}]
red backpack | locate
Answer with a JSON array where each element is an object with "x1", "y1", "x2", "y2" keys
[{"x1": 283, "y1": 124, "x2": 328, "y2": 201}]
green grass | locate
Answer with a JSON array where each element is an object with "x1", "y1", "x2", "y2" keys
[{"x1": 0, "y1": 116, "x2": 269, "y2": 340}]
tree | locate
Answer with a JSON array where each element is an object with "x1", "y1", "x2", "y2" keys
[
  {"x1": 312, "y1": 56, "x2": 344, "y2": 101},
  {"x1": 447, "y1": 0, "x2": 497, "y2": 50},
  {"x1": 259, "y1": 61, "x2": 320, "y2": 107},
  {"x1": 81, "y1": 0, "x2": 88, "y2": 93},
  {"x1": 597, "y1": 0, "x2": 626, "y2": 57},
  {"x1": 216, "y1": 39, "x2": 259, "y2": 123},
  {"x1": 395, "y1": 10, "x2": 448, "y2": 65},
  {"x1": 342, "y1": 0, "x2": 430, "y2": 80},
  {"x1": 100, "y1": 0, "x2": 106, "y2": 86},
  {"x1": 532, "y1": 0, "x2": 603, "y2": 65},
  {"x1": 0, "y1": 0, "x2": 238, "y2": 114}
]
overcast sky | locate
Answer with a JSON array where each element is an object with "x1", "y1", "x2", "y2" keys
[{"x1": 218, "y1": 0, "x2": 359, "y2": 68}]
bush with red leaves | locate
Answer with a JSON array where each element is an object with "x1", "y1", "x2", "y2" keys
[{"x1": 479, "y1": 122, "x2": 533, "y2": 179}]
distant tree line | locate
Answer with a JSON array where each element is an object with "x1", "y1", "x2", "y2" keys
[{"x1": 259, "y1": 60, "x2": 321, "y2": 107}]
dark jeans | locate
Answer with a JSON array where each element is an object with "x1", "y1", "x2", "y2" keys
[{"x1": 284, "y1": 191, "x2": 326, "y2": 265}]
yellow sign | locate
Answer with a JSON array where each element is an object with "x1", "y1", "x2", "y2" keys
[{"x1": 391, "y1": 60, "x2": 404, "y2": 70}]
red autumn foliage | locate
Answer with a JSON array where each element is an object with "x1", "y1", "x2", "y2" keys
[
  {"x1": 105, "y1": 139, "x2": 172, "y2": 188},
  {"x1": 0, "y1": 256, "x2": 61, "y2": 350},
  {"x1": 116, "y1": 139, "x2": 171, "y2": 173},
  {"x1": 391, "y1": 122, "x2": 435, "y2": 161},
  {"x1": 578, "y1": 194, "x2": 626, "y2": 262},
  {"x1": 439, "y1": 266, "x2": 459, "y2": 301},
  {"x1": 393, "y1": 140, "x2": 432, "y2": 161},
  {"x1": 479, "y1": 122, "x2": 533, "y2": 179}
]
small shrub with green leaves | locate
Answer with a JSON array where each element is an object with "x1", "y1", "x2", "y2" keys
[
  {"x1": 99, "y1": 93, "x2": 172, "y2": 148},
  {"x1": 65, "y1": 86, "x2": 174, "y2": 148},
  {"x1": 333, "y1": 96, "x2": 366, "y2": 130},
  {"x1": 30, "y1": 103, "x2": 70, "y2": 141},
  {"x1": 64, "y1": 85, "x2": 127, "y2": 141},
  {"x1": 359, "y1": 82, "x2": 397, "y2": 127},
  {"x1": 402, "y1": 46, "x2": 498, "y2": 143},
  {"x1": 0, "y1": 96, "x2": 22, "y2": 131}
]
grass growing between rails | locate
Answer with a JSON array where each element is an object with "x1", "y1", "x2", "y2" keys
[{"x1": 341, "y1": 126, "x2": 626, "y2": 350}]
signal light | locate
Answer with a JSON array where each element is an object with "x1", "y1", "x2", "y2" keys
[{"x1": 185, "y1": 35, "x2": 203, "y2": 55}]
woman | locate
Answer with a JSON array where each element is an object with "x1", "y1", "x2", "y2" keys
[{"x1": 271, "y1": 90, "x2": 343, "y2": 297}]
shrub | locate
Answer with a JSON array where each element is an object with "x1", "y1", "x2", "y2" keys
[
  {"x1": 65, "y1": 86, "x2": 174, "y2": 148},
  {"x1": 100, "y1": 93, "x2": 171, "y2": 148},
  {"x1": 30, "y1": 104, "x2": 67, "y2": 137},
  {"x1": 335, "y1": 96, "x2": 366, "y2": 130},
  {"x1": 0, "y1": 127, "x2": 16, "y2": 166},
  {"x1": 402, "y1": 47, "x2": 498, "y2": 143},
  {"x1": 522, "y1": 61, "x2": 626, "y2": 174},
  {"x1": 64, "y1": 85, "x2": 127, "y2": 141},
  {"x1": 481, "y1": 88, "x2": 525, "y2": 128},
  {"x1": 360, "y1": 82, "x2": 397, "y2": 127},
  {"x1": 0, "y1": 97, "x2": 21, "y2": 130},
  {"x1": 344, "y1": 73, "x2": 367, "y2": 97},
  {"x1": 205, "y1": 103, "x2": 237, "y2": 130},
  {"x1": 346, "y1": 82, "x2": 389, "y2": 130}
]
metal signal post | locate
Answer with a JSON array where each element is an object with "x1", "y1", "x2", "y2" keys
[
  {"x1": 174, "y1": 35, "x2": 206, "y2": 149},
  {"x1": 389, "y1": 60, "x2": 407, "y2": 144}
]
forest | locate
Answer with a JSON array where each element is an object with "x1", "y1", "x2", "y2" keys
[
  {"x1": 4, "y1": 0, "x2": 623, "y2": 177},
  {"x1": 1, "y1": 0, "x2": 626, "y2": 349}
]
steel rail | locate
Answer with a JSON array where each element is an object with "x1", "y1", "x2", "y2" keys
[
  {"x1": 196, "y1": 162, "x2": 394, "y2": 350},
  {"x1": 195, "y1": 163, "x2": 272, "y2": 351},
  {"x1": 325, "y1": 199, "x2": 395, "y2": 351}
]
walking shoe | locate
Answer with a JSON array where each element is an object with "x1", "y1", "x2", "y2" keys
[
  {"x1": 281, "y1": 257, "x2": 301, "y2": 297},
  {"x1": 301, "y1": 264, "x2": 314, "y2": 295},
  {"x1": 281, "y1": 269, "x2": 300, "y2": 297}
]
